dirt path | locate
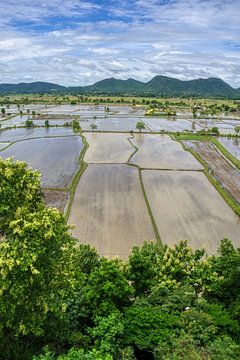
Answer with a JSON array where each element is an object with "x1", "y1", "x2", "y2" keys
[{"x1": 183, "y1": 140, "x2": 240, "y2": 204}]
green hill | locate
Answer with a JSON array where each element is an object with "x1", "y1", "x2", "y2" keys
[{"x1": 0, "y1": 76, "x2": 239, "y2": 98}]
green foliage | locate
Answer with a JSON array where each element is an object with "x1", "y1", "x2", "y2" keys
[
  {"x1": 25, "y1": 118, "x2": 34, "y2": 127},
  {"x1": 124, "y1": 300, "x2": 178, "y2": 351},
  {"x1": 0, "y1": 158, "x2": 42, "y2": 233},
  {"x1": 1, "y1": 158, "x2": 240, "y2": 359},
  {"x1": 128, "y1": 241, "x2": 164, "y2": 296},
  {"x1": 136, "y1": 121, "x2": 145, "y2": 132},
  {"x1": 0, "y1": 208, "x2": 76, "y2": 338}
]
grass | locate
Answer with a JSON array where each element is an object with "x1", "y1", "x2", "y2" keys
[
  {"x1": 126, "y1": 137, "x2": 161, "y2": 243},
  {"x1": 178, "y1": 138, "x2": 240, "y2": 217},
  {"x1": 174, "y1": 133, "x2": 213, "y2": 141},
  {"x1": 65, "y1": 130, "x2": 89, "y2": 221},
  {"x1": 211, "y1": 138, "x2": 240, "y2": 171}
]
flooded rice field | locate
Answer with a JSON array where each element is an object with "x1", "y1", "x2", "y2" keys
[
  {"x1": 218, "y1": 137, "x2": 240, "y2": 160},
  {"x1": 144, "y1": 117, "x2": 201, "y2": 132},
  {"x1": 130, "y1": 134, "x2": 203, "y2": 170},
  {"x1": 0, "y1": 127, "x2": 76, "y2": 142},
  {"x1": 183, "y1": 140, "x2": 240, "y2": 203},
  {"x1": 142, "y1": 170, "x2": 240, "y2": 254},
  {"x1": 84, "y1": 133, "x2": 134, "y2": 163},
  {"x1": 0, "y1": 142, "x2": 10, "y2": 150},
  {"x1": 80, "y1": 116, "x2": 147, "y2": 132},
  {"x1": 0, "y1": 136, "x2": 83, "y2": 188},
  {"x1": 68, "y1": 164, "x2": 155, "y2": 258}
]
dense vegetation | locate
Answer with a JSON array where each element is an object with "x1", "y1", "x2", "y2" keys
[
  {"x1": 0, "y1": 76, "x2": 240, "y2": 98},
  {"x1": 1, "y1": 158, "x2": 240, "y2": 359}
]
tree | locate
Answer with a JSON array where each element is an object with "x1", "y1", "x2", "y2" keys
[
  {"x1": 0, "y1": 207, "x2": 76, "y2": 356},
  {"x1": 72, "y1": 120, "x2": 80, "y2": 131},
  {"x1": 90, "y1": 123, "x2": 97, "y2": 131},
  {"x1": 235, "y1": 126, "x2": 240, "y2": 136},
  {"x1": 25, "y1": 119, "x2": 34, "y2": 128},
  {"x1": 211, "y1": 126, "x2": 219, "y2": 135},
  {"x1": 1, "y1": 107, "x2": 5, "y2": 116},
  {"x1": 136, "y1": 121, "x2": 145, "y2": 133},
  {"x1": 45, "y1": 120, "x2": 50, "y2": 127},
  {"x1": 0, "y1": 158, "x2": 42, "y2": 233}
]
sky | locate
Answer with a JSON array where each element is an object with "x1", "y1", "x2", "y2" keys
[{"x1": 0, "y1": 0, "x2": 240, "y2": 87}]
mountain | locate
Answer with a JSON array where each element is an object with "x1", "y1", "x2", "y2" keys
[
  {"x1": 0, "y1": 82, "x2": 66, "y2": 94},
  {"x1": 0, "y1": 77, "x2": 239, "y2": 98}
]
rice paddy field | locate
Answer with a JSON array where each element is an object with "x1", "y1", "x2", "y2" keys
[
  {"x1": 68, "y1": 164, "x2": 155, "y2": 258},
  {"x1": 142, "y1": 170, "x2": 240, "y2": 254},
  {"x1": 84, "y1": 133, "x2": 134, "y2": 163},
  {"x1": 1, "y1": 102, "x2": 240, "y2": 258},
  {"x1": 218, "y1": 137, "x2": 240, "y2": 160},
  {"x1": 130, "y1": 134, "x2": 203, "y2": 170},
  {"x1": 0, "y1": 136, "x2": 83, "y2": 188}
]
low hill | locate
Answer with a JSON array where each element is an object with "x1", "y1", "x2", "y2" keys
[
  {"x1": 0, "y1": 77, "x2": 239, "y2": 98},
  {"x1": 0, "y1": 81, "x2": 66, "y2": 94}
]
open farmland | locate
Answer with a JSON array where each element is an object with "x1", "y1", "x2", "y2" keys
[
  {"x1": 68, "y1": 164, "x2": 155, "y2": 258},
  {"x1": 80, "y1": 116, "x2": 147, "y2": 132},
  {"x1": 0, "y1": 115, "x2": 29, "y2": 127},
  {"x1": 144, "y1": 116, "x2": 201, "y2": 132},
  {"x1": 130, "y1": 134, "x2": 203, "y2": 170},
  {"x1": 42, "y1": 189, "x2": 69, "y2": 212},
  {"x1": 183, "y1": 140, "x2": 240, "y2": 203},
  {"x1": 0, "y1": 127, "x2": 35, "y2": 142},
  {"x1": 0, "y1": 136, "x2": 83, "y2": 188},
  {"x1": 0, "y1": 142, "x2": 10, "y2": 150},
  {"x1": 142, "y1": 170, "x2": 240, "y2": 254},
  {"x1": 84, "y1": 133, "x2": 134, "y2": 163},
  {"x1": 218, "y1": 137, "x2": 240, "y2": 160}
]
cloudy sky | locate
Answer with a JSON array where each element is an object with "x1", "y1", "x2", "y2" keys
[{"x1": 1, "y1": 0, "x2": 240, "y2": 87}]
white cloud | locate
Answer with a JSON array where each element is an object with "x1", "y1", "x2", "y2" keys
[{"x1": 0, "y1": 0, "x2": 239, "y2": 87}]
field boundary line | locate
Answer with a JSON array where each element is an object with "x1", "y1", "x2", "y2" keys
[
  {"x1": 211, "y1": 138, "x2": 240, "y2": 171},
  {"x1": 127, "y1": 135, "x2": 139, "y2": 162},
  {"x1": 127, "y1": 160, "x2": 162, "y2": 244},
  {"x1": 176, "y1": 137, "x2": 240, "y2": 217},
  {"x1": 65, "y1": 131, "x2": 89, "y2": 221}
]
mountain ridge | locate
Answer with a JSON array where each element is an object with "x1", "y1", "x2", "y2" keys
[{"x1": 0, "y1": 76, "x2": 239, "y2": 98}]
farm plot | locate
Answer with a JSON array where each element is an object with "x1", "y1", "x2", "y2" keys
[
  {"x1": 68, "y1": 164, "x2": 155, "y2": 258},
  {"x1": 183, "y1": 140, "x2": 240, "y2": 203},
  {"x1": 84, "y1": 133, "x2": 134, "y2": 163},
  {"x1": 24, "y1": 127, "x2": 76, "y2": 138},
  {"x1": 42, "y1": 189, "x2": 69, "y2": 212},
  {"x1": 130, "y1": 134, "x2": 203, "y2": 170},
  {"x1": 0, "y1": 115, "x2": 29, "y2": 127},
  {"x1": 0, "y1": 142, "x2": 10, "y2": 150},
  {"x1": 80, "y1": 116, "x2": 147, "y2": 132},
  {"x1": 218, "y1": 138, "x2": 240, "y2": 160},
  {"x1": 142, "y1": 170, "x2": 240, "y2": 254},
  {"x1": 0, "y1": 136, "x2": 83, "y2": 188},
  {"x1": 108, "y1": 105, "x2": 145, "y2": 115},
  {"x1": 0, "y1": 128, "x2": 35, "y2": 142},
  {"x1": 144, "y1": 117, "x2": 201, "y2": 132}
]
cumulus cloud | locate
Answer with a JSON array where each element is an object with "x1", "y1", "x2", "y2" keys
[{"x1": 1, "y1": 0, "x2": 240, "y2": 87}]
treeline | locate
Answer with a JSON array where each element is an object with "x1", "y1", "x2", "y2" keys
[{"x1": 0, "y1": 158, "x2": 240, "y2": 359}]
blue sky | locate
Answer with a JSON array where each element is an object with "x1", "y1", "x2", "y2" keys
[{"x1": 1, "y1": 0, "x2": 240, "y2": 87}]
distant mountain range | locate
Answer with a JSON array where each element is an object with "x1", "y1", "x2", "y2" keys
[{"x1": 0, "y1": 76, "x2": 239, "y2": 98}]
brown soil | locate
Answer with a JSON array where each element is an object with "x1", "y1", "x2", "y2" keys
[
  {"x1": 183, "y1": 140, "x2": 240, "y2": 203},
  {"x1": 42, "y1": 189, "x2": 69, "y2": 212}
]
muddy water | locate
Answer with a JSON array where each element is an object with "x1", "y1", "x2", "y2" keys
[
  {"x1": 69, "y1": 164, "x2": 155, "y2": 258},
  {"x1": 142, "y1": 170, "x2": 240, "y2": 254},
  {"x1": 0, "y1": 136, "x2": 83, "y2": 188},
  {"x1": 130, "y1": 134, "x2": 203, "y2": 170},
  {"x1": 184, "y1": 140, "x2": 240, "y2": 204},
  {"x1": 84, "y1": 133, "x2": 134, "y2": 163},
  {"x1": 219, "y1": 138, "x2": 240, "y2": 160}
]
